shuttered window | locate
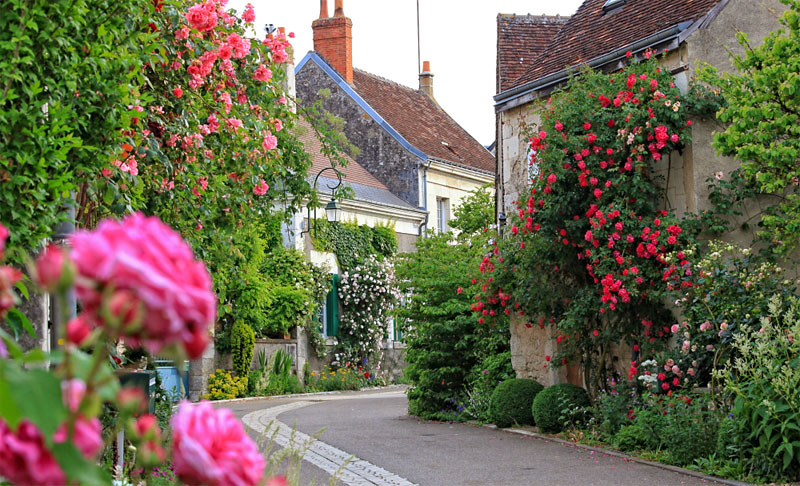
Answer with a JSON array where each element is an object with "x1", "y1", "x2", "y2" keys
[{"x1": 325, "y1": 274, "x2": 339, "y2": 337}]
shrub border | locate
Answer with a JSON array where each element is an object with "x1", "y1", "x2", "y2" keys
[{"x1": 482, "y1": 424, "x2": 750, "y2": 486}]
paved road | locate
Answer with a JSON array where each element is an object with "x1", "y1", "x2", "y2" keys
[{"x1": 222, "y1": 388, "x2": 729, "y2": 486}]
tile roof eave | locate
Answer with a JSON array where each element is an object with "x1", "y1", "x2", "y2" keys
[
  {"x1": 427, "y1": 156, "x2": 494, "y2": 177},
  {"x1": 493, "y1": 20, "x2": 694, "y2": 113},
  {"x1": 296, "y1": 52, "x2": 428, "y2": 162}
]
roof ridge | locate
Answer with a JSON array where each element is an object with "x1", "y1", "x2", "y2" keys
[
  {"x1": 497, "y1": 13, "x2": 571, "y2": 21},
  {"x1": 353, "y1": 67, "x2": 418, "y2": 93}
]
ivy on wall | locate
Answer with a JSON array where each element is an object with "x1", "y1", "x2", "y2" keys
[{"x1": 311, "y1": 220, "x2": 397, "y2": 271}]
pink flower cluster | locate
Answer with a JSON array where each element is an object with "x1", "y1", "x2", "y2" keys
[
  {"x1": 253, "y1": 179, "x2": 269, "y2": 195},
  {"x1": 0, "y1": 379, "x2": 102, "y2": 486},
  {"x1": 69, "y1": 213, "x2": 216, "y2": 358},
  {"x1": 171, "y1": 401, "x2": 264, "y2": 486},
  {"x1": 186, "y1": 1, "x2": 218, "y2": 32}
]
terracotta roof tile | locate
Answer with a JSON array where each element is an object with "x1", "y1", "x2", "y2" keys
[
  {"x1": 352, "y1": 69, "x2": 495, "y2": 173},
  {"x1": 508, "y1": 0, "x2": 723, "y2": 89},
  {"x1": 497, "y1": 14, "x2": 570, "y2": 92},
  {"x1": 294, "y1": 118, "x2": 388, "y2": 190}
]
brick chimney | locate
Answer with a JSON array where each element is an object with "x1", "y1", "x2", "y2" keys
[
  {"x1": 312, "y1": 0, "x2": 353, "y2": 84},
  {"x1": 419, "y1": 60, "x2": 434, "y2": 100}
]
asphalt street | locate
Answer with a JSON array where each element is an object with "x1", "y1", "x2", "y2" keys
[{"x1": 221, "y1": 387, "x2": 731, "y2": 486}]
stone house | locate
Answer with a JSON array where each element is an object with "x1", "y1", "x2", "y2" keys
[
  {"x1": 295, "y1": 0, "x2": 495, "y2": 238},
  {"x1": 494, "y1": 0, "x2": 787, "y2": 386}
]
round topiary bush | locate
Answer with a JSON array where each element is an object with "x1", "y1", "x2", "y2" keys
[
  {"x1": 489, "y1": 378, "x2": 544, "y2": 428},
  {"x1": 532, "y1": 383, "x2": 591, "y2": 433}
]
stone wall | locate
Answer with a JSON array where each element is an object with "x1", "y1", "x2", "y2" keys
[{"x1": 296, "y1": 60, "x2": 421, "y2": 207}]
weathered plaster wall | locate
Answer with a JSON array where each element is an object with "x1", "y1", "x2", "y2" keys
[
  {"x1": 498, "y1": 105, "x2": 540, "y2": 216},
  {"x1": 685, "y1": 0, "x2": 788, "y2": 249},
  {"x1": 423, "y1": 162, "x2": 494, "y2": 233},
  {"x1": 296, "y1": 61, "x2": 422, "y2": 207}
]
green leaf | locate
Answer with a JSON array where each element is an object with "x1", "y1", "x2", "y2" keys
[
  {"x1": 51, "y1": 442, "x2": 112, "y2": 485},
  {"x1": 14, "y1": 280, "x2": 29, "y2": 300},
  {"x1": 2, "y1": 364, "x2": 66, "y2": 436},
  {"x1": 6, "y1": 308, "x2": 35, "y2": 338}
]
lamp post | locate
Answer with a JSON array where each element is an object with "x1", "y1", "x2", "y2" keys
[
  {"x1": 302, "y1": 166, "x2": 343, "y2": 237},
  {"x1": 498, "y1": 212, "x2": 507, "y2": 237}
]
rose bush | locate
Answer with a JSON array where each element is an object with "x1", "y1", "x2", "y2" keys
[{"x1": 478, "y1": 54, "x2": 697, "y2": 392}]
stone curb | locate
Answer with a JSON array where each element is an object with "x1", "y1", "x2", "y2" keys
[
  {"x1": 202, "y1": 384, "x2": 408, "y2": 405},
  {"x1": 481, "y1": 424, "x2": 753, "y2": 486}
]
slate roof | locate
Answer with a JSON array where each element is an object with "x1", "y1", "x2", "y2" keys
[
  {"x1": 351, "y1": 69, "x2": 495, "y2": 173},
  {"x1": 507, "y1": 0, "x2": 724, "y2": 90},
  {"x1": 294, "y1": 118, "x2": 416, "y2": 210},
  {"x1": 497, "y1": 14, "x2": 570, "y2": 92}
]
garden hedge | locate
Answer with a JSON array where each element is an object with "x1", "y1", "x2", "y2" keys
[
  {"x1": 532, "y1": 383, "x2": 591, "y2": 433},
  {"x1": 489, "y1": 378, "x2": 543, "y2": 428}
]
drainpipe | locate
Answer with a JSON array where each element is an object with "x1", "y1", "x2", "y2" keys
[{"x1": 420, "y1": 158, "x2": 433, "y2": 236}]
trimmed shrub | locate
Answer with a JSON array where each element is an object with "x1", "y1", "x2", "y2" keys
[
  {"x1": 231, "y1": 320, "x2": 255, "y2": 378},
  {"x1": 614, "y1": 423, "x2": 654, "y2": 452},
  {"x1": 533, "y1": 383, "x2": 591, "y2": 433},
  {"x1": 489, "y1": 378, "x2": 544, "y2": 428}
]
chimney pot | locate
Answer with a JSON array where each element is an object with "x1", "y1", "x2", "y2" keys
[
  {"x1": 419, "y1": 60, "x2": 435, "y2": 100},
  {"x1": 312, "y1": 0, "x2": 353, "y2": 83},
  {"x1": 319, "y1": 0, "x2": 328, "y2": 19}
]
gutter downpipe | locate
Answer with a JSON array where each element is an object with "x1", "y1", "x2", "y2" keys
[
  {"x1": 493, "y1": 21, "x2": 693, "y2": 111},
  {"x1": 419, "y1": 158, "x2": 433, "y2": 237}
]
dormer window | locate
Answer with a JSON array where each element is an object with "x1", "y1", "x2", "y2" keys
[{"x1": 603, "y1": 0, "x2": 626, "y2": 13}]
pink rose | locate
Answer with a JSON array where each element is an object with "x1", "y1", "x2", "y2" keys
[
  {"x1": 0, "y1": 265, "x2": 22, "y2": 319},
  {"x1": 262, "y1": 131, "x2": 277, "y2": 151},
  {"x1": 69, "y1": 213, "x2": 216, "y2": 358},
  {"x1": 36, "y1": 243, "x2": 71, "y2": 292},
  {"x1": 253, "y1": 179, "x2": 269, "y2": 196},
  {"x1": 242, "y1": 3, "x2": 255, "y2": 23},
  {"x1": 185, "y1": 1, "x2": 218, "y2": 32},
  {"x1": 0, "y1": 420, "x2": 66, "y2": 486},
  {"x1": 172, "y1": 401, "x2": 264, "y2": 486},
  {"x1": 253, "y1": 64, "x2": 272, "y2": 82},
  {"x1": 0, "y1": 222, "x2": 8, "y2": 259},
  {"x1": 66, "y1": 314, "x2": 93, "y2": 346},
  {"x1": 61, "y1": 379, "x2": 86, "y2": 413},
  {"x1": 53, "y1": 417, "x2": 102, "y2": 459}
]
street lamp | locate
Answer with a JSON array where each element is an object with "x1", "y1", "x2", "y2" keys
[
  {"x1": 498, "y1": 212, "x2": 507, "y2": 237},
  {"x1": 302, "y1": 166, "x2": 343, "y2": 237}
]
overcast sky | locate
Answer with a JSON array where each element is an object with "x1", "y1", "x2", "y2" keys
[{"x1": 227, "y1": 0, "x2": 583, "y2": 146}]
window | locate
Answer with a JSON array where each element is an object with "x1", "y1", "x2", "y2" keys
[
  {"x1": 602, "y1": 0, "x2": 625, "y2": 12},
  {"x1": 527, "y1": 145, "x2": 540, "y2": 183},
  {"x1": 436, "y1": 197, "x2": 449, "y2": 233}
]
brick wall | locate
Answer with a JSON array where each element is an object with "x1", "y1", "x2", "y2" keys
[{"x1": 312, "y1": 17, "x2": 353, "y2": 84}]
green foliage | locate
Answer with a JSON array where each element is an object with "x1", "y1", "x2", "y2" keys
[
  {"x1": 397, "y1": 230, "x2": 509, "y2": 420},
  {"x1": 370, "y1": 222, "x2": 399, "y2": 257},
  {"x1": 0, "y1": 0, "x2": 152, "y2": 258},
  {"x1": 659, "y1": 241, "x2": 795, "y2": 390},
  {"x1": 532, "y1": 383, "x2": 590, "y2": 433},
  {"x1": 715, "y1": 415, "x2": 749, "y2": 463},
  {"x1": 307, "y1": 365, "x2": 371, "y2": 392},
  {"x1": 450, "y1": 184, "x2": 494, "y2": 235},
  {"x1": 489, "y1": 378, "x2": 543, "y2": 428},
  {"x1": 699, "y1": 2, "x2": 800, "y2": 254},
  {"x1": 716, "y1": 294, "x2": 800, "y2": 480},
  {"x1": 231, "y1": 321, "x2": 255, "y2": 378},
  {"x1": 204, "y1": 369, "x2": 247, "y2": 400},
  {"x1": 595, "y1": 378, "x2": 639, "y2": 440},
  {"x1": 614, "y1": 423, "x2": 653, "y2": 452},
  {"x1": 461, "y1": 352, "x2": 515, "y2": 422},
  {"x1": 312, "y1": 220, "x2": 397, "y2": 271}
]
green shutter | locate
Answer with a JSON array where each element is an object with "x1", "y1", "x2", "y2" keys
[
  {"x1": 325, "y1": 274, "x2": 339, "y2": 337},
  {"x1": 393, "y1": 317, "x2": 403, "y2": 342}
]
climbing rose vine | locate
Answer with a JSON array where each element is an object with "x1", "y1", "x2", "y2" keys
[
  {"x1": 479, "y1": 53, "x2": 698, "y2": 392},
  {"x1": 336, "y1": 256, "x2": 399, "y2": 371}
]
